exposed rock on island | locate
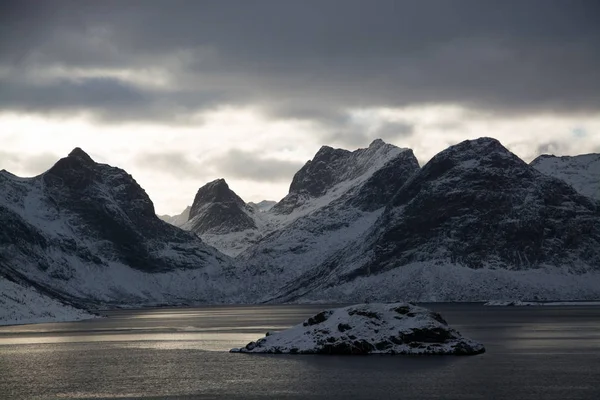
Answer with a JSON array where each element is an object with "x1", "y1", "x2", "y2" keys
[{"x1": 230, "y1": 303, "x2": 485, "y2": 355}]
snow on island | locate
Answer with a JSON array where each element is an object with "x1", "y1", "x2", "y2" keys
[{"x1": 230, "y1": 303, "x2": 485, "y2": 355}]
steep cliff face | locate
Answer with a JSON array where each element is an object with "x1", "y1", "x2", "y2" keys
[
  {"x1": 531, "y1": 153, "x2": 600, "y2": 201},
  {"x1": 271, "y1": 139, "x2": 406, "y2": 216},
  {"x1": 0, "y1": 149, "x2": 238, "y2": 308}
]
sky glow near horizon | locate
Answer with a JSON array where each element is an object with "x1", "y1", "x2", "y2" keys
[{"x1": 1, "y1": 1, "x2": 599, "y2": 214}]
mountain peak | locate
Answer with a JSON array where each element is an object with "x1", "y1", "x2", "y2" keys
[
  {"x1": 189, "y1": 178, "x2": 246, "y2": 221},
  {"x1": 205, "y1": 178, "x2": 229, "y2": 189},
  {"x1": 187, "y1": 179, "x2": 257, "y2": 236},
  {"x1": 454, "y1": 137, "x2": 503, "y2": 151},
  {"x1": 432, "y1": 137, "x2": 515, "y2": 165},
  {"x1": 68, "y1": 147, "x2": 95, "y2": 164},
  {"x1": 369, "y1": 138, "x2": 386, "y2": 148},
  {"x1": 313, "y1": 145, "x2": 350, "y2": 160}
]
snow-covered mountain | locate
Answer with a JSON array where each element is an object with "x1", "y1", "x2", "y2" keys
[
  {"x1": 3, "y1": 138, "x2": 600, "y2": 322},
  {"x1": 238, "y1": 139, "x2": 420, "y2": 289},
  {"x1": 159, "y1": 191, "x2": 276, "y2": 256},
  {"x1": 161, "y1": 140, "x2": 416, "y2": 260},
  {"x1": 248, "y1": 200, "x2": 276, "y2": 212},
  {"x1": 179, "y1": 179, "x2": 269, "y2": 256},
  {"x1": 186, "y1": 179, "x2": 258, "y2": 235},
  {"x1": 271, "y1": 139, "x2": 407, "y2": 219},
  {"x1": 531, "y1": 153, "x2": 600, "y2": 201},
  {"x1": 0, "y1": 148, "x2": 241, "y2": 309},
  {"x1": 260, "y1": 138, "x2": 600, "y2": 303}
]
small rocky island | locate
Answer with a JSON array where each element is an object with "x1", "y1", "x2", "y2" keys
[{"x1": 230, "y1": 303, "x2": 485, "y2": 355}]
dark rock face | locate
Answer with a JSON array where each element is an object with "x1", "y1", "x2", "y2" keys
[
  {"x1": 187, "y1": 179, "x2": 256, "y2": 235},
  {"x1": 288, "y1": 146, "x2": 352, "y2": 198},
  {"x1": 349, "y1": 149, "x2": 420, "y2": 212},
  {"x1": 272, "y1": 139, "x2": 406, "y2": 214},
  {"x1": 352, "y1": 138, "x2": 600, "y2": 277}
]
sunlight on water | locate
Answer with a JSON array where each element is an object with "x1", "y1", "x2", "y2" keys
[
  {"x1": 0, "y1": 332, "x2": 262, "y2": 351},
  {"x1": 2, "y1": 305, "x2": 600, "y2": 399}
]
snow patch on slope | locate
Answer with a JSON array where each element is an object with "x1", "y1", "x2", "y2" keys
[
  {"x1": 531, "y1": 153, "x2": 600, "y2": 200},
  {"x1": 298, "y1": 262, "x2": 600, "y2": 303},
  {"x1": 0, "y1": 277, "x2": 97, "y2": 326}
]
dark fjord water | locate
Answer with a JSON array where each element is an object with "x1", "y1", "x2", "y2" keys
[{"x1": 1, "y1": 304, "x2": 599, "y2": 399}]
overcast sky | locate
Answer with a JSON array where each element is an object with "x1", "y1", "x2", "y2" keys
[{"x1": 1, "y1": 0, "x2": 599, "y2": 214}]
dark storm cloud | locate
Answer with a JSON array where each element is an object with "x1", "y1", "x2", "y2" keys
[
  {"x1": 1, "y1": 0, "x2": 599, "y2": 129},
  {"x1": 1, "y1": 77, "x2": 145, "y2": 114},
  {"x1": 375, "y1": 122, "x2": 414, "y2": 141},
  {"x1": 213, "y1": 149, "x2": 304, "y2": 182},
  {"x1": 0, "y1": 74, "x2": 224, "y2": 123}
]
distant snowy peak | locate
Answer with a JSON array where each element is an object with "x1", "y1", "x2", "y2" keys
[
  {"x1": 248, "y1": 200, "x2": 276, "y2": 212},
  {"x1": 531, "y1": 153, "x2": 600, "y2": 200},
  {"x1": 272, "y1": 139, "x2": 408, "y2": 215},
  {"x1": 159, "y1": 206, "x2": 191, "y2": 227},
  {"x1": 186, "y1": 178, "x2": 257, "y2": 235}
]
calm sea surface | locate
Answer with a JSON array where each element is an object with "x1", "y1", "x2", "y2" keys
[{"x1": 1, "y1": 303, "x2": 599, "y2": 399}]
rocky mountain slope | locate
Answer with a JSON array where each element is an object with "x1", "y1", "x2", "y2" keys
[
  {"x1": 0, "y1": 149, "x2": 240, "y2": 309},
  {"x1": 238, "y1": 139, "x2": 420, "y2": 289},
  {"x1": 531, "y1": 153, "x2": 600, "y2": 201},
  {"x1": 261, "y1": 138, "x2": 600, "y2": 302},
  {"x1": 0, "y1": 275, "x2": 96, "y2": 326}
]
